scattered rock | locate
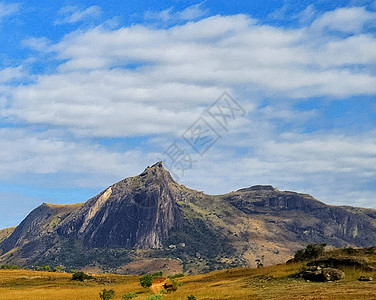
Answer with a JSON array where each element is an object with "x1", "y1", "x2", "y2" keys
[{"x1": 358, "y1": 275, "x2": 373, "y2": 281}]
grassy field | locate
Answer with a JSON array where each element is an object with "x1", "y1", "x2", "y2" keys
[{"x1": 0, "y1": 257, "x2": 375, "y2": 300}]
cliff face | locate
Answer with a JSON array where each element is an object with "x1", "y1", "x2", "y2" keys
[
  {"x1": 1, "y1": 162, "x2": 376, "y2": 274},
  {"x1": 223, "y1": 186, "x2": 376, "y2": 247},
  {"x1": 57, "y1": 162, "x2": 183, "y2": 248}
]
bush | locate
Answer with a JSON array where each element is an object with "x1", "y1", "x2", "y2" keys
[
  {"x1": 122, "y1": 292, "x2": 138, "y2": 300},
  {"x1": 139, "y1": 271, "x2": 165, "y2": 288},
  {"x1": 99, "y1": 289, "x2": 115, "y2": 300},
  {"x1": 35, "y1": 265, "x2": 52, "y2": 271},
  {"x1": 294, "y1": 244, "x2": 326, "y2": 261},
  {"x1": 151, "y1": 270, "x2": 163, "y2": 277},
  {"x1": 139, "y1": 273, "x2": 153, "y2": 288},
  {"x1": 187, "y1": 296, "x2": 196, "y2": 300},
  {"x1": 71, "y1": 271, "x2": 93, "y2": 281},
  {"x1": 145, "y1": 295, "x2": 162, "y2": 300},
  {"x1": 0, "y1": 264, "x2": 19, "y2": 269}
]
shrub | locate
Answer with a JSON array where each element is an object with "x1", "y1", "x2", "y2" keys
[
  {"x1": 139, "y1": 271, "x2": 165, "y2": 288},
  {"x1": 122, "y1": 292, "x2": 138, "y2": 300},
  {"x1": 145, "y1": 295, "x2": 162, "y2": 300},
  {"x1": 71, "y1": 271, "x2": 93, "y2": 281},
  {"x1": 140, "y1": 274, "x2": 153, "y2": 288},
  {"x1": 99, "y1": 289, "x2": 115, "y2": 300},
  {"x1": 35, "y1": 265, "x2": 51, "y2": 271},
  {"x1": 53, "y1": 266, "x2": 63, "y2": 272},
  {"x1": 151, "y1": 270, "x2": 163, "y2": 277},
  {"x1": 187, "y1": 295, "x2": 196, "y2": 300},
  {"x1": 0, "y1": 264, "x2": 19, "y2": 269},
  {"x1": 294, "y1": 244, "x2": 326, "y2": 261}
]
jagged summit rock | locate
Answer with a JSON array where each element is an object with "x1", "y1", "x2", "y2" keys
[
  {"x1": 57, "y1": 161, "x2": 182, "y2": 249},
  {"x1": 1, "y1": 162, "x2": 376, "y2": 274}
]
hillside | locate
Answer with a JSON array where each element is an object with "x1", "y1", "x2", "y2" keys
[
  {"x1": 0, "y1": 247, "x2": 376, "y2": 299},
  {"x1": 1, "y1": 162, "x2": 376, "y2": 274}
]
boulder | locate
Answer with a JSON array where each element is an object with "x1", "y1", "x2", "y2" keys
[
  {"x1": 358, "y1": 275, "x2": 373, "y2": 281},
  {"x1": 301, "y1": 266, "x2": 345, "y2": 282}
]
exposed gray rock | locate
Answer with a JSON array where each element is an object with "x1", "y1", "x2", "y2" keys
[{"x1": 301, "y1": 266, "x2": 345, "y2": 282}]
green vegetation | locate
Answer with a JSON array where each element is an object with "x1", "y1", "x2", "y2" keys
[
  {"x1": 145, "y1": 295, "x2": 162, "y2": 300},
  {"x1": 139, "y1": 271, "x2": 164, "y2": 288},
  {"x1": 121, "y1": 292, "x2": 138, "y2": 299},
  {"x1": 139, "y1": 274, "x2": 153, "y2": 288},
  {"x1": 99, "y1": 289, "x2": 115, "y2": 300},
  {"x1": 294, "y1": 243, "x2": 326, "y2": 261},
  {"x1": 0, "y1": 264, "x2": 18, "y2": 269},
  {"x1": 34, "y1": 265, "x2": 52, "y2": 271},
  {"x1": 71, "y1": 271, "x2": 93, "y2": 281},
  {"x1": 1, "y1": 245, "x2": 376, "y2": 300}
]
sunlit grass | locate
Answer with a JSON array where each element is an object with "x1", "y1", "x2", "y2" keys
[{"x1": 1, "y1": 256, "x2": 376, "y2": 300}]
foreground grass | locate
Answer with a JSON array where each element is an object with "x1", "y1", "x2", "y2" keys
[{"x1": 0, "y1": 261, "x2": 375, "y2": 300}]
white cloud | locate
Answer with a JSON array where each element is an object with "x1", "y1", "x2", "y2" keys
[
  {"x1": 310, "y1": 7, "x2": 376, "y2": 34},
  {"x1": 145, "y1": 3, "x2": 208, "y2": 23},
  {"x1": 0, "y1": 2, "x2": 19, "y2": 21},
  {"x1": 0, "y1": 128, "x2": 147, "y2": 182},
  {"x1": 55, "y1": 5, "x2": 102, "y2": 25},
  {"x1": 0, "y1": 66, "x2": 24, "y2": 83},
  {"x1": 2, "y1": 8, "x2": 376, "y2": 138},
  {"x1": 22, "y1": 37, "x2": 51, "y2": 52},
  {"x1": 296, "y1": 4, "x2": 316, "y2": 25},
  {"x1": 0, "y1": 5, "x2": 376, "y2": 210},
  {"x1": 175, "y1": 130, "x2": 376, "y2": 208}
]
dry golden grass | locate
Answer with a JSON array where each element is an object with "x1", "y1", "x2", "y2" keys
[{"x1": 0, "y1": 261, "x2": 375, "y2": 300}]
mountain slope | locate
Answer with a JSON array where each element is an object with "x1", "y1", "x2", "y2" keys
[
  {"x1": 57, "y1": 162, "x2": 182, "y2": 249},
  {"x1": 1, "y1": 162, "x2": 376, "y2": 274}
]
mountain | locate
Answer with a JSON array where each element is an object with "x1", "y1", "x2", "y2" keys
[{"x1": 1, "y1": 162, "x2": 376, "y2": 274}]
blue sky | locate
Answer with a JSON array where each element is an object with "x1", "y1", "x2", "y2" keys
[{"x1": 0, "y1": 0, "x2": 375, "y2": 228}]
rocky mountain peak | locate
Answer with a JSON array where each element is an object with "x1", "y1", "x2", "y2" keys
[
  {"x1": 138, "y1": 161, "x2": 175, "y2": 183},
  {"x1": 55, "y1": 161, "x2": 182, "y2": 249}
]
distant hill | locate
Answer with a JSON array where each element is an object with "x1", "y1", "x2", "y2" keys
[{"x1": 1, "y1": 162, "x2": 376, "y2": 274}]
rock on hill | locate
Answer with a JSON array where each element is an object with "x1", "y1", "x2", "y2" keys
[{"x1": 1, "y1": 162, "x2": 376, "y2": 274}]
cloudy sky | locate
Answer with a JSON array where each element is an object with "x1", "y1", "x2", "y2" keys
[{"x1": 0, "y1": 0, "x2": 375, "y2": 228}]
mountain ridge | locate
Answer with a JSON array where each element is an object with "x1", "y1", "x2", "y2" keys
[{"x1": 1, "y1": 162, "x2": 376, "y2": 274}]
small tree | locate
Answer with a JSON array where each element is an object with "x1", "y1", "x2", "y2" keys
[
  {"x1": 122, "y1": 292, "x2": 138, "y2": 300},
  {"x1": 99, "y1": 289, "x2": 115, "y2": 300},
  {"x1": 139, "y1": 274, "x2": 153, "y2": 288},
  {"x1": 187, "y1": 295, "x2": 197, "y2": 300},
  {"x1": 294, "y1": 244, "x2": 326, "y2": 261},
  {"x1": 72, "y1": 271, "x2": 93, "y2": 281}
]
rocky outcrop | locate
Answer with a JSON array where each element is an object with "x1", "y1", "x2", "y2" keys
[
  {"x1": 301, "y1": 266, "x2": 345, "y2": 282},
  {"x1": 223, "y1": 187, "x2": 376, "y2": 247},
  {"x1": 57, "y1": 162, "x2": 183, "y2": 249}
]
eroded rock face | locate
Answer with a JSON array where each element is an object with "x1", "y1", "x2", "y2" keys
[
  {"x1": 223, "y1": 187, "x2": 376, "y2": 247},
  {"x1": 57, "y1": 162, "x2": 183, "y2": 249}
]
